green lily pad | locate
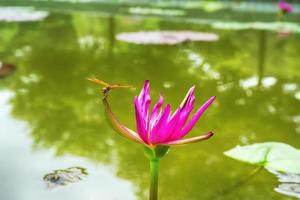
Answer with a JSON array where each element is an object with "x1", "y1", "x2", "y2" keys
[
  {"x1": 212, "y1": 22, "x2": 300, "y2": 33},
  {"x1": 224, "y1": 142, "x2": 300, "y2": 174}
]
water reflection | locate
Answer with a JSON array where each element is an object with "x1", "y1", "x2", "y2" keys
[
  {"x1": 0, "y1": 12, "x2": 299, "y2": 200},
  {"x1": 0, "y1": 91, "x2": 136, "y2": 200},
  {"x1": 268, "y1": 168, "x2": 300, "y2": 198}
]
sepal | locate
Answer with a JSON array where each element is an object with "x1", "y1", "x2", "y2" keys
[{"x1": 144, "y1": 145, "x2": 170, "y2": 161}]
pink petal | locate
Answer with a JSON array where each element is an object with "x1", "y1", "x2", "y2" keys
[
  {"x1": 179, "y1": 96, "x2": 216, "y2": 138},
  {"x1": 138, "y1": 80, "x2": 151, "y2": 121},
  {"x1": 165, "y1": 108, "x2": 192, "y2": 141},
  {"x1": 171, "y1": 97, "x2": 195, "y2": 135},
  {"x1": 162, "y1": 86, "x2": 196, "y2": 141},
  {"x1": 155, "y1": 107, "x2": 181, "y2": 143},
  {"x1": 179, "y1": 85, "x2": 195, "y2": 108},
  {"x1": 161, "y1": 131, "x2": 214, "y2": 146},
  {"x1": 175, "y1": 86, "x2": 196, "y2": 132},
  {"x1": 134, "y1": 96, "x2": 148, "y2": 143},
  {"x1": 138, "y1": 80, "x2": 150, "y2": 105},
  {"x1": 149, "y1": 104, "x2": 171, "y2": 144},
  {"x1": 149, "y1": 94, "x2": 164, "y2": 125}
]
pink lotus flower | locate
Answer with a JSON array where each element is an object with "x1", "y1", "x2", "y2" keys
[
  {"x1": 133, "y1": 80, "x2": 215, "y2": 146},
  {"x1": 92, "y1": 78, "x2": 216, "y2": 200},
  {"x1": 277, "y1": 1, "x2": 293, "y2": 13}
]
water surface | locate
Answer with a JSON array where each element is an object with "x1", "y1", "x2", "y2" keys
[{"x1": 0, "y1": 12, "x2": 299, "y2": 200}]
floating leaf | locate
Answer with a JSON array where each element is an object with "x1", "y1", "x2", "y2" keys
[
  {"x1": 43, "y1": 167, "x2": 88, "y2": 189},
  {"x1": 0, "y1": 7, "x2": 48, "y2": 22},
  {"x1": 128, "y1": 7, "x2": 185, "y2": 16},
  {"x1": 224, "y1": 142, "x2": 300, "y2": 174},
  {"x1": 212, "y1": 22, "x2": 300, "y2": 33},
  {"x1": 116, "y1": 31, "x2": 219, "y2": 45}
]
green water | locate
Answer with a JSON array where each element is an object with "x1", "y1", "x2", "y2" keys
[{"x1": 0, "y1": 12, "x2": 300, "y2": 200}]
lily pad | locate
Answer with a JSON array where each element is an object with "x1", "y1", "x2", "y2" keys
[
  {"x1": 43, "y1": 166, "x2": 88, "y2": 189},
  {"x1": 212, "y1": 22, "x2": 300, "y2": 33},
  {"x1": 128, "y1": 7, "x2": 185, "y2": 16},
  {"x1": 116, "y1": 31, "x2": 219, "y2": 45},
  {"x1": 224, "y1": 142, "x2": 300, "y2": 174},
  {"x1": 0, "y1": 7, "x2": 48, "y2": 22}
]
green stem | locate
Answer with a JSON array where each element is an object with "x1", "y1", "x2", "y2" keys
[
  {"x1": 144, "y1": 146, "x2": 168, "y2": 200},
  {"x1": 149, "y1": 159, "x2": 160, "y2": 200}
]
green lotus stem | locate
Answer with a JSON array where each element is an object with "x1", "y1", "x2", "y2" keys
[
  {"x1": 149, "y1": 158, "x2": 160, "y2": 200},
  {"x1": 144, "y1": 146, "x2": 168, "y2": 200}
]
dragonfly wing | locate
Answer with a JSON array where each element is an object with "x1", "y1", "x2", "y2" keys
[
  {"x1": 86, "y1": 77, "x2": 110, "y2": 87},
  {"x1": 111, "y1": 84, "x2": 133, "y2": 89}
]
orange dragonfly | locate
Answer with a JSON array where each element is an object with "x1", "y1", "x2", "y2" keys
[{"x1": 87, "y1": 77, "x2": 134, "y2": 97}]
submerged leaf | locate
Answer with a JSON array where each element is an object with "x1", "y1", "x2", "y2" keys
[
  {"x1": 43, "y1": 167, "x2": 88, "y2": 189},
  {"x1": 224, "y1": 142, "x2": 300, "y2": 174}
]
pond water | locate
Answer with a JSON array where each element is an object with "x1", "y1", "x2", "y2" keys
[{"x1": 0, "y1": 12, "x2": 300, "y2": 200}]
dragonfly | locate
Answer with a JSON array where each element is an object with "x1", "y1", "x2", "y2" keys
[{"x1": 86, "y1": 77, "x2": 134, "y2": 97}]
